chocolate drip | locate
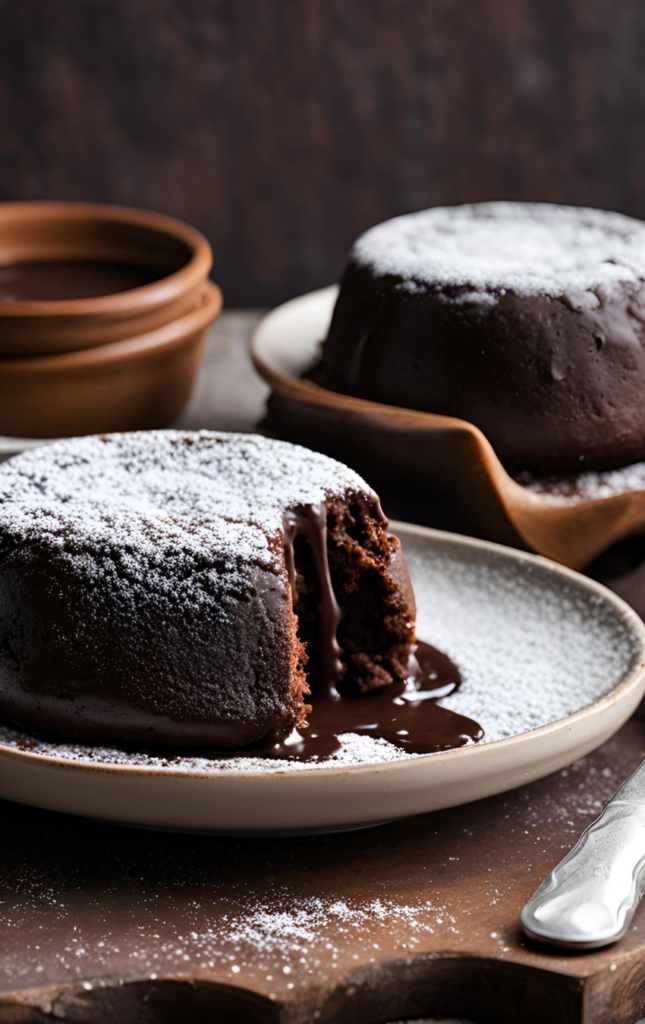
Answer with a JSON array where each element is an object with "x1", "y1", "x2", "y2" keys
[
  {"x1": 283, "y1": 503, "x2": 343, "y2": 699},
  {"x1": 269, "y1": 504, "x2": 484, "y2": 762}
]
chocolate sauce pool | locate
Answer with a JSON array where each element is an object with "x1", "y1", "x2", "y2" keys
[
  {"x1": 0, "y1": 261, "x2": 159, "y2": 301},
  {"x1": 258, "y1": 640, "x2": 483, "y2": 761}
]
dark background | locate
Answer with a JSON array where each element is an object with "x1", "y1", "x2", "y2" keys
[{"x1": 1, "y1": 0, "x2": 644, "y2": 306}]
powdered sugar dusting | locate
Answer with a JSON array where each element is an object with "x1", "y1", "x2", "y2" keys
[
  {"x1": 517, "y1": 460, "x2": 645, "y2": 504},
  {"x1": 353, "y1": 202, "x2": 645, "y2": 303},
  {"x1": 0, "y1": 529, "x2": 637, "y2": 772},
  {"x1": 0, "y1": 430, "x2": 374, "y2": 599}
]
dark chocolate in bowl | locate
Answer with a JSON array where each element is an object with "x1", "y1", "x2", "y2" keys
[
  {"x1": 0, "y1": 202, "x2": 221, "y2": 438},
  {"x1": 0, "y1": 260, "x2": 161, "y2": 302},
  {"x1": 0, "y1": 200, "x2": 214, "y2": 357}
]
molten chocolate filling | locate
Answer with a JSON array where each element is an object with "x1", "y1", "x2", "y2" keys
[{"x1": 251, "y1": 503, "x2": 483, "y2": 761}]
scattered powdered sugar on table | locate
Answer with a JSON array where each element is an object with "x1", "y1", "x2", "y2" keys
[
  {"x1": 223, "y1": 897, "x2": 454, "y2": 954},
  {"x1": 0, "y1": 529, "x2": 638, "y2": 772},
  {"x1": 0, "y1": 880, "x2": 475, "y2": 990},
  {"x1": 0, "y1": 727, "x2": 633, "y2": 998},
  {"x1": 517, "y1": 460, "x2": 645, "y2": 504},
  {"x1": 353, "y1": 202, "x2": 645, "y2": 305}
]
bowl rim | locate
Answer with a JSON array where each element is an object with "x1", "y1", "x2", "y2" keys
[
  {"x1": 0, "y1": 281, "x2": 222, "y2": 371},
  {"x1": 0, "y1": 200, "x2": 213, "y2": 318},
  {"x1": 2, "y1": 521, "x2": 644, "y2": 780}
]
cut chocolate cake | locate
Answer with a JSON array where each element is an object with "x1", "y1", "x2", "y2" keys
[{"x1": 0, "y1": 431, "x2": 416, "y2": 749}]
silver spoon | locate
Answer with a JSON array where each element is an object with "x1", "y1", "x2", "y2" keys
[{"x1": 521, "y1": 758, "x2": 645, "y2": 949}]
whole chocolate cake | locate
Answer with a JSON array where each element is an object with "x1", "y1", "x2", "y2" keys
[
  {"x1": 0, "y1": 431, "x2": 416, "y2": 750},
  {"x1": 314, "y1": 202, "x2": 645, "y2": 474}
]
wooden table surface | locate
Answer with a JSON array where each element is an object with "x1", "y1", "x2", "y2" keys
[{"x1": 2, "y1": 313, "x2": 645, "y2": 1024}]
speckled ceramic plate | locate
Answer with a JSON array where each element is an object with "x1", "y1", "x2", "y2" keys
[{"x1": 0, "y1": 523, "x2": 644, "y2": 835}]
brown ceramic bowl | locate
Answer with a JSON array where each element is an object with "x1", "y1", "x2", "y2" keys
[
  {"x1": 0, "y1": 201, "x2": 214, "y2": 357},
  {"x1": 0, "y1": 201, "x2": 222, "y2": 437},
  {"x1": 0, "y1": 282, "x2": 222, "y2": 439}
]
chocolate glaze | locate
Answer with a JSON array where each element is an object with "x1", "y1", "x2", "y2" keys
[
  {"x1": 0, "y1": 260, "x2": 159, "y2": 301},
  {"x1": 283, "y1": 503, "x2": 343, "y2": 698},
  {"x1": 313, "y1": 260, "x2": 645, "y2": 475}
]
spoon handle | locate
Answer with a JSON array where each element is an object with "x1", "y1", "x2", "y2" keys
[{"x1": 521, "y1": 759, "x2": 645, "y2": 949}]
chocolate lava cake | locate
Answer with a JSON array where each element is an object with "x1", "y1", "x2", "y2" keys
[
  {"x1": 314, "y1": 202, "x2": 645, "y2": 474},
  {"x1": 0, "y1": 431, "x2": 416, "y2": 749}
]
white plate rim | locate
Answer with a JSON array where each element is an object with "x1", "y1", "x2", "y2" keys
[
  {"x1": 2, "y1": 520, "x2": 644, "y2": 781},
  {"x1": 250, "y1": 283, "x2": 338, "y2": 381}
]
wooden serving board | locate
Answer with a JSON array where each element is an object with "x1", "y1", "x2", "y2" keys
[{"x1": 0, "y1": 717, "x2": 644, "y2": 1024}]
